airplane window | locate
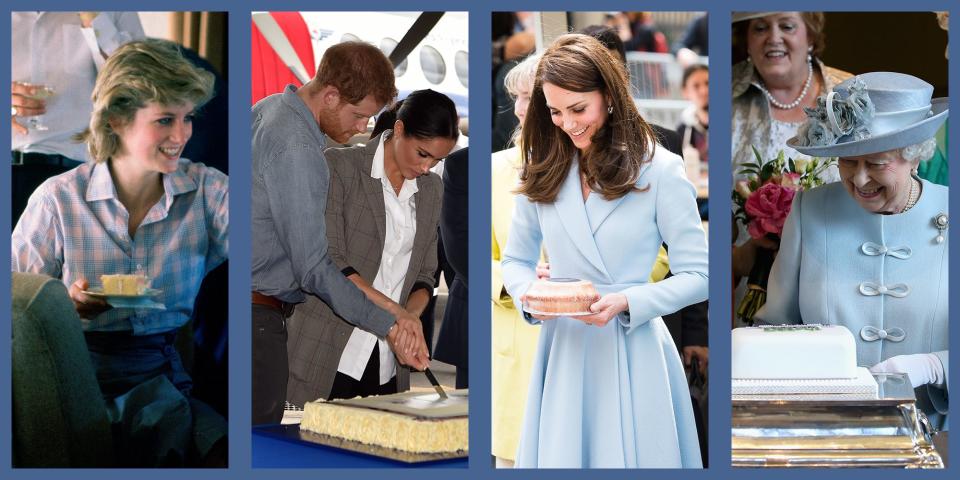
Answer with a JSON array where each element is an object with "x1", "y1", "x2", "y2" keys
[
  {"x1": 419, "y1": 45, "x2": 445, "y2": 85},
  {"x1": 455, "y1": 50, "x2": 468, "y2": 88},
  {"x1": 379, "y1": 38, "x2": 408, "y2": 77},
  {"x1": 341, "y1": 33, "x2": 360, "y2": 43}
]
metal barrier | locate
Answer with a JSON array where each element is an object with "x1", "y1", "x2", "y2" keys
[
  {"x1": 627, "y1": 52, "x2": 707, "y2": 128},
  {"x1": 626, "y1": 51, "x2": 708, "y2": 101},
  {"x1": 634, "y1": 99, "x2": 690, "y2": 130}
]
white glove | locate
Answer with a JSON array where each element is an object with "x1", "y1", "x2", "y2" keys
[{"x1": 869, "y1": 353, "x2": 945, "y2": 388}]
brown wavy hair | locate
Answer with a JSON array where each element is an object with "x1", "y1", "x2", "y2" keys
[
  {"x1": 518, "y1": 34, "x2": 654, "y2": 203},
  {"x1": 315, "y1": 41, "x2": 398, "y2": 106}
]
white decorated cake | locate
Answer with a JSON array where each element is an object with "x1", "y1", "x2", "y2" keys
[
  {"x1": 732, "y1": 324, "x2": 858, "y2": 380},
  {"x1": 300, "y1": 389, "x2": 468, "y2": 454},
  {"x1": 732, "y1": 325, "x2": 877, "y2": 397},
  {"x1": 523, "y1": 278, "x2": 599, "y2": 315}
]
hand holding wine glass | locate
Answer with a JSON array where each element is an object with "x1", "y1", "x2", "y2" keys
[
  {"x1": 11, "y1": 81, "x2": 52, "y2": 135},
  {"x1": 12, "y1": 81, "x2": 55, "y2": 133}
]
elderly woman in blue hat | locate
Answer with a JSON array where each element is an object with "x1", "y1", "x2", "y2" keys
[{"x1": 756, "y1": 72, "x2": 949, "y2": 428}]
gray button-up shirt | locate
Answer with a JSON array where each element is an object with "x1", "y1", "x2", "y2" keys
[{"x1": 251, "y1": 85, "x2": 393, "y2": 337}]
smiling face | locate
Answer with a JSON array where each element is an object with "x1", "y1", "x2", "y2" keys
[
  {"x1": 746, "y1": 12, "x2": 811, "y2": 87},
  {"x1": 391, "y1": 121, "x2": 457, "y2": 180},
  {"x1": 542, "y1": 82, "x2": 609, "y2": 151},
  {"x1": 113, "y1": 101, "x2": 194, "y2": 174},
  {"x1": 319, "y1": 93, "x2": 383, "y2": 144},
  {"x1": 838, "y1": 150, "x2": 917, "y2": 213}
]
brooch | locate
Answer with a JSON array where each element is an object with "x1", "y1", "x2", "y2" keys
[{"x1": 933, "y1": 213, "x2": 948, "y2": 244}]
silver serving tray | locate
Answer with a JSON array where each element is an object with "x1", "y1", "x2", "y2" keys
[{"x1": 732, "y1": 373, "x2": 944, "y2": 468}]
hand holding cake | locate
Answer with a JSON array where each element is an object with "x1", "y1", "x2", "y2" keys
[
  {"x1": 67, "y1": 278, "x2": 110, "y2": 319},
  {"x1": 571, "y1": 293, "x2": 629, "y2": 327}
]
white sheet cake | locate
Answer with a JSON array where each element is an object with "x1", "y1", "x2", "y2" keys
[{"x1": 300, "y1": 389, "x2": 468, "y2": 454}]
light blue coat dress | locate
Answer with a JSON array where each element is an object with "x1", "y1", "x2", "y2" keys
[
  {"x1": 756, "y1": 181, "x2": 949, "y2": 428},
  {"x1": 502, "y1": 148, "x2": 708, "y2": 468}
]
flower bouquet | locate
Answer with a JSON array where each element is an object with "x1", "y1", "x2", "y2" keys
[{"x1": 732, "y1": 147, "x2": 834, "y2": 325}]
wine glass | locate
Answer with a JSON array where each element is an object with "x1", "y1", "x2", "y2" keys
[{"x1": 17, "y1": 82, "x2": 56, "y2": 131}]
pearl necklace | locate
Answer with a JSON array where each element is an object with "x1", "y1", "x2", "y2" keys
[
  {"x1": 754, "y1": 57, "x2": 814, "y2": 110},
  {"x1": 901, "y1": 178, "x2": 920, "y2": 213}
]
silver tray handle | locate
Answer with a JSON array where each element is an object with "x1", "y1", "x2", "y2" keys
[{"x1": 917, "y1": 409, "x2": 935, "y2": 439}]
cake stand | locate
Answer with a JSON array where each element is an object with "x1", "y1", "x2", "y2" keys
[{"x1": 732, "y1": 373, "x2": 944, "y2": 468}]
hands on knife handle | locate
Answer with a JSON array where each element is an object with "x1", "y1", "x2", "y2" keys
[{"x1": 386, "y1": 308, "x2": 431, "y2": 371}]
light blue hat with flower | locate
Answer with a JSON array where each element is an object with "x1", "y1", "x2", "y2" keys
[{"x1": 788, "y1": 72, "x2": 948, "y2": 157}]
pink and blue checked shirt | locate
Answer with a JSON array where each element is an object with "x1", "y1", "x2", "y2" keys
[{"x1": 12, "y1": 159, "x2": 228, "y2": 335}]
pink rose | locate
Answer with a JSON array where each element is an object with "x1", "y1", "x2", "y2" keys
[{"x1": 745, "y1": 183, "x2": 796, "y2": 239}]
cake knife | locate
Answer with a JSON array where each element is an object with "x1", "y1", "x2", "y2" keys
[{"x1": 423, "y1": 368, "x2": 449, "y2": 399}]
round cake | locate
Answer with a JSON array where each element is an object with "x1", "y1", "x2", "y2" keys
[{"x1": 523, "y1": 278, "x2": 599, "y2": 315}]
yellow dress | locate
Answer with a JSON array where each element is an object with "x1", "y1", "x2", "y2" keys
[{"x1": 491, "y1": 147, "x2": 542, "y2": 460}]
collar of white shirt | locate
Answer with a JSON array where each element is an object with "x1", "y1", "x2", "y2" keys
[{"x1": 370, "y1": 132, "x2": 419, "y2": 200}]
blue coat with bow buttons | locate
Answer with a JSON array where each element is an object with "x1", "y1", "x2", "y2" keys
[
  {"x1": 756, "y1": 180, "x2": 949, "y2": 428},
  {"x1": 502, "y1": 149, "x2": 708, "y2": 467}
]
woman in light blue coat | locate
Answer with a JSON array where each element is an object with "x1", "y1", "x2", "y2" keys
[
  {"x1": 501, "y1": 34, "x2": 708, "y2": 468},
  {"x1": 758, "y1": 72, "x2": 949, "y2": 428}
]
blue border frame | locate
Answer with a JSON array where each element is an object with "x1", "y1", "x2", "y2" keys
[{"x1": 2, "y1": 1, "x2": 956, "y2": 479}]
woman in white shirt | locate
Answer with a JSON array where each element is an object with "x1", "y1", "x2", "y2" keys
[{"x1": 284, "y1": 89, "x2": 459, "y2": 403}]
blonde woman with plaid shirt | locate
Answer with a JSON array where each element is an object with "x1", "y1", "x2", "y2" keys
[{"x1": 11, "y1": 38, "x2": 227, "y2": 466}]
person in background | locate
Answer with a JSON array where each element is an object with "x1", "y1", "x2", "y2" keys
[
  {"x1": 608, "y1": 12, "x2": 669, "y2": 53},
  {"x1": 675, "y1": 13, "x2": 708, "y2": 68},
  {"x1": 730, "y1": 12, "x2": 851, "y2": 307},
  {"x1": 918, "y1": 11, "x2": 949, "y2": 186},
  {"x1": 492, "y1": 12, "x2": 537, "y2": 152},
  {"x1": 435, "y1": 147, "x2": 469, "y2": 389},
  {"x1": 11, "y1": 12, "x2": 145, "y2": 224},
  {"x1": 491, "y1": 52, "x2": 543, "y2": 468},
  {"x1": 677, "y1": 63, "x2": 709, "y2": 189}
]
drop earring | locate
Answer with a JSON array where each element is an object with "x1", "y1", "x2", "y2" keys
[{"x1": 607, "y1": 105, "x2": 613, "y2": 114}]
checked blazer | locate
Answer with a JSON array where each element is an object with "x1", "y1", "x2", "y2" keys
[{"x1": 285, "y1": 133, "x2": 441, "y2": 406}]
